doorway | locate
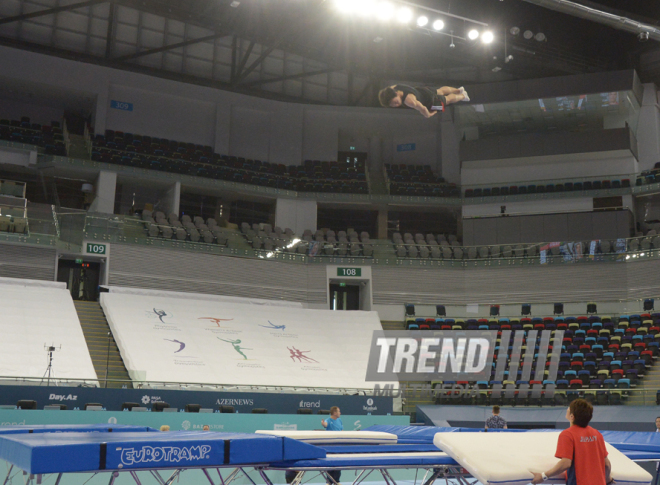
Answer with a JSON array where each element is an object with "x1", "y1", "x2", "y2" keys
[
  {"x1": 337, "y1": 151, "x2": 367, "y2": 169},
  {"x1": 329, "y1": 283, "x2": 360, "y2": 311},
  {"x1": 57, "y1": 259, "x2": 101, "y2": 301}
]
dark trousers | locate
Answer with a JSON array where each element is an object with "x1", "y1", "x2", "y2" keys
[{"x1": 326, "y1": 470, "x2": 341, "y2": 484}]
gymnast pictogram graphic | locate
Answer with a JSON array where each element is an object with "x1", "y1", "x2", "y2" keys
[
  {"x1": 153, "y1": 308, "x2": 170, "y2": 323},
  {"x1": 287, "y1": 346, "x2": 318, "y2": 363},
  {"x1": 260, "y1": 320, "x2": 286, "y2": 330},
  {"x1": 164, "y1": 339, "x2": 185, "y2": 353},
  {"x1": 199, "y1": 317, "x2": 234, "y2": 327},
  {"x1": 219, "y1": 338, "x2": 251, "y2": 360}
]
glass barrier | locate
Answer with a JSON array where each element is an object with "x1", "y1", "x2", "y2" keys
[{"x1": 462, "y1": 173, "x2": 636, "y2": 199}]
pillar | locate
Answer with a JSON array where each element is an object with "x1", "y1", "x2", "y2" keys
[{"x1": 88, "y1": 170, "x2": 117, "y2": 214}]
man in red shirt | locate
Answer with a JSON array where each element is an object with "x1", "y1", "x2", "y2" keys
[{"x1": 531, "y1": 399, "x2": 613, "y2": 485}]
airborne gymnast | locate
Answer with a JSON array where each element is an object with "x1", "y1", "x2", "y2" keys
[{"x1": 378, "y1": 84, "x2": 469, "y2": 118}]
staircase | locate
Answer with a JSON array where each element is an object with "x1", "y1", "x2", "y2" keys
[
  {"x1": 74, "y1": 301, "x2": 132, "y2": 388},
  {"x1": 67, "y1": 134, "x2": 91, "y2": 160},
  {"x1": 625, "y1": 362, "x2": 660, "y2": 405}
]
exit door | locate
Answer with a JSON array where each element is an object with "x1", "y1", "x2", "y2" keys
[
  {"x1": 329, "y1": 283, "x2": 360, "y2": 311},
  {"x1": 57, "y1": 260, "x2": 101, "y2": 301}
]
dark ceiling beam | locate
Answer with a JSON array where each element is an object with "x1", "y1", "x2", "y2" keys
[
  {"x1": 232, "y1": 41, "x2": 255, "y2": 84},
  {"x1": 0, "y1": 0, "x2": 109, "y2": 25},
  {"x1": 114, "y1": 33, "x2": 227, "y2": 61},
  {"x1": 240, "y1": 68, "x2": 337, "y2": 88},
  {"x1": 105, "y1": 1, "x2": 115, "y2": 58},
  {"x1": 234, "y1": 31, "x2": 295, "y2": 84}
]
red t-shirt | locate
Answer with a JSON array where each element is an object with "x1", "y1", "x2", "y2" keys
[{"x1": 555, "y1": 425, "x2": 608, "y2": 485}]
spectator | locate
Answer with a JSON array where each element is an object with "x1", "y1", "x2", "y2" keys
[
  {"x1": 321, "y1": 406, "x2": 342, "y2": 484},
  {"x1": 655, "y1": 417, "x2": 660, "y2": 432},
  {"x1": 531, "y1": 399, "x2": 612, "y2": 485},
  {"x1": 203, "y1": 425, "x2": 210, "y2": 431},
  {"x1": 485, "y1": 405, "x2": 507, "y2": 430},
  {"x1": 160, "y1": 425, "x2": 170, "y2": 432}
]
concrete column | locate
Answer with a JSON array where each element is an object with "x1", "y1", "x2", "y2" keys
[
  {"x1": 440, "y1": 110, "x2": 460, "y2": 183},
  {"x1": 636, "y1": 83, "x2": 660, "y2": 171},
  {"x1": 93, "y1": 82, "x2": 110, "y2": 134},
  {"x1": 164, "y1": 181, "x2": 181, "y2": 216},
  {"x1": 275, "y1": 198, "x2": 317, "y2": 235},
  {"x1": 88, "y1": 170, "x2": 117, "y2": 214},
  {"x1": 368, "y1": 136, "x2": 382, "y2": 172}
]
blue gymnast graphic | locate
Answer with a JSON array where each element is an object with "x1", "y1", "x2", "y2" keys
[
  {"x1": 259, "y1": 320, "x2": 286, "y2": 330},
  {"x1": 152, "y1": 308, "x2": 171, "y2": 323},
  {"x1": 164, "y1": 339, "x2": 185, "y2": 353}
]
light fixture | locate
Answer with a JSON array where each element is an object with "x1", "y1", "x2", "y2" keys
[
  {"x1": 355, "y1": 0, "x2": 376, "y2": 17},
  {"x1": 416, "y1": 15, "x2": 428, "y2": 27},
  {"x1": 334, "y1": 0, "x2": 353, "y2": 12},
  {"x1": 534, "y1": 32, "x2": 546, "y2": 41},
  {"x1": 468, "y1": 29, "x2": 479, "y2": 40},
  {"x1": 373, "y1": 36, "x2": 384, "y2": 42},
  {"x1": 481, "y1": 31, "x2": 494, "y2": 43},
  {"x1": 230, "y1": 0, "x2": 240, "y2": 7},
  {"x1": 510, "y1": 26, "x2": 520, "y2": 35},
  {"x1": 375, "y1": 1, "x2": 395, "y2": 21},
  {"x1": 396, "y1": 6, "x2": 413, "y2": 23},
  {"x1": 523, "y1": 30, "x2": 533, "y2": 39},
  {"x1": 449, "y1": 29, "x2": 455, "y2": 48},
  {"x1": 432, "y1": 19, "x2": 445, "y2": 31},
  {"x1": 638, "y1": 32, "x2": 650, "y2": 42}
]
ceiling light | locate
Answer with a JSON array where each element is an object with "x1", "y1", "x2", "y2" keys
[
  {"x1": 333, "y1": 0, "x2": 353, "y2": 12},
  {"x1": 396, "y1": 7, "x2": 413, "y2": 23},
  {"x1": 639, "y1": 32, "x2": 650, "y2": 42},
  {"x1": 416, "y1": 15, "x2": 428, "y2": 27},
  {"x1": 510, "y1": 26, "x2": 520, "y2": 35},
  {"x1": 374, "y1": 36, "x2": 384, "y2": 42},
  {"x1": 468, "y1": 29, "x2": 479, "y2": 40},
  {"x1": 534, "y1": 32, "x2": 546, "y2": 41},
  {"x1": 432, "y1": 19, "x2": 445, "y2": 31},
  {"x1": 523, "y1": 30, "x2": 533, "y2": 39},
  {"x1": 355, "y1": 0, "x2": 376, "y2": 17},
  {"x1": 375, "y1": 1, "x2": 395, "y2": 21},
  {"x1": 481, "y1": 31, "x2": 494, "y2": 43},
  {"x1": 230, "y1": 0, "x2": 240, "y2": 7}
]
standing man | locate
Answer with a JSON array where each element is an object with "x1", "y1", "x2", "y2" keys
[
  {"x1": 485, "y1": 405, "x2": 508, "y2": 430},
  {"x1": 378, "y1": 84, "x2": 469, "y2": 118},
  {"x1": 531, "y1": 399, "x2": 613, "y2": 485},
  {"x1": 321, "y1": 407, "x2": 343, "y2": 484}
]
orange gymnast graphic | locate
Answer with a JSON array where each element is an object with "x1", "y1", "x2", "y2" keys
[
  {"x1": 287, "y1": 346, "x2": 318, "y2": 363},
  {"x1": 198, "y1": 317, "x2": 234, "y2": 327}
]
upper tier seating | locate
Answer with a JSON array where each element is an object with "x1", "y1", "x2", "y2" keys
[
  {"x1": 91, "y1": 131, "x2": 368, "y2": 194},
  {"x1": 239, "y1": 224, "x2": 374, "y2": 257},
  {"x1": 0, "y1": 117, "x2": 66, "y2": 156},
  {"x1": 144, "y1": 211, "x2": 230, "y2": 245},
  {"x1": 385, "y1": 163, "x2": 459, "y2": 197},
  {"x1": 465, "y1": 179, "x2": 631, "y2": 198}
]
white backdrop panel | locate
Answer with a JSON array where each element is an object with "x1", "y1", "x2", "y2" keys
[
  {"x1": 101, "y1": 293, "x2": 382, "y2": 388},
  {"x1": 0, "y1": 285, "x2": 98, "y2": 381}
]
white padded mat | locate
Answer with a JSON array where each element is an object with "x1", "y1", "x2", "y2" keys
[
  {"x1": 434, "y1": 432, "x2": 652, "y2": 485},
  {"x1": 0, "y1": 284, "x2": 97, "y2": 381},
  {"x1": 255, "y1": 430, "x2": 398, "y2": 444}
]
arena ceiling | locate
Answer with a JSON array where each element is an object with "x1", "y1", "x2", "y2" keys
[{"x1": 0, "y1": 0, "x2": 659, "y2": 107}]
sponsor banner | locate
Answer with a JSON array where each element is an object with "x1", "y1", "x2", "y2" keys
[
  {"x1": 0, "y1": 410, "x2": 408, "y2": 432},
  {"x1": 0, "y1": 385, "x2": 392, "y2": 415}
]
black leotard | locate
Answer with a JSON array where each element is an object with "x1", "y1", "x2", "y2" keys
[{"x1": 394, "y1": 84, "x2": 436, "y2": 110}]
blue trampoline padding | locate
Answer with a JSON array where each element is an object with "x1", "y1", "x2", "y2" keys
[
  {"x1": 0, "y1": 432, "x2": 325, "y2": 474},
  {"x1": 0, "y1": 425, "x2": 156, "y2": 435},
  {"x1": 621, "y1": 450, "x2": 660, "y2": 461},
  {"x1": 602, "y1": 431, "x2": 660, "y2": 453},
  {"x1": 321, "y1": 444, "x2": 441, "y2": 454},
  {"x1": 362, "y1": 425, "x2": 460, "y2": 443},
  {"x1": 270, "y1": 453, "x2": 458, "y2": 469}
]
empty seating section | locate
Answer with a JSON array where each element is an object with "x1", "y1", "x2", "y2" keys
[
  {"x1": 0, "y1": 279, "x2": 98, "y2": 381},
  {"x1": 393, "y1": 232, "x2": 460, "y2": 259},
  {"x1": 240, "y1": 224, "x2": 374, "y2": 257},
  {"x1": 91, "y1": 131, "x2": 368, "y2": 194},
  {"x1": 465, "y1": 178, "x2": 631, "y2": 198},
  {"x1": 385, "y1": 163, "x2": 459, "y2": 197},
  {"x1": 143, "y1": 211, "x2": 228, "y2": 245},
  {"x1": 416, "y1": 312, "x2": 659, "y2": 405},
  {"x1": 0, "y1": 117, "x2": 66, "y2": 156}
]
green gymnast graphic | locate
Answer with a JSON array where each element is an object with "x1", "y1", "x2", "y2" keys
[{"x1": 218, "y1": 337, "x2": 251, "y2": 360}]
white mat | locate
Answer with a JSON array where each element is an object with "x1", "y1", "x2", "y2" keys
[
  {"x1": 101, "y1": 293, "x2": 383, "y2": 388},
  {"x1": 0, "y1": 285, "x2": 97, "y2": 382},
  {"x1": 256, "y1": 430, "x2": 398, "y2": 444},
  {"x1": 434, "y1": 432, "x2": 652, "y2": 485}
]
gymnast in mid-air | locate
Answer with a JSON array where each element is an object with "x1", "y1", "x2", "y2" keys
[{"x1": 378, "y1": 84, "x2": 469, "y2": 118}]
